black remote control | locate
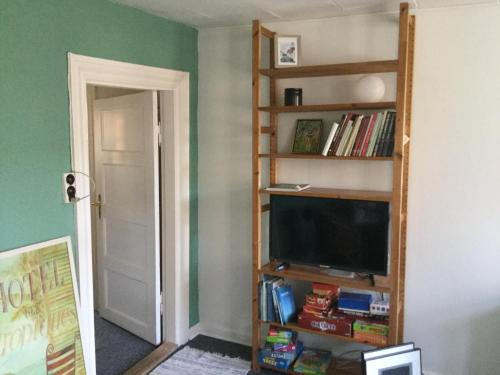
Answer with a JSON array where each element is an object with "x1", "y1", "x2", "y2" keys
[{"x1": 274, "y1": 261, "x2": 289, "y2": 271}]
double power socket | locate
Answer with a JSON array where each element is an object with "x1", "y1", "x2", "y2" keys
[{"x1": 62, "y1": 173, "x2": 77, "y2": 203}]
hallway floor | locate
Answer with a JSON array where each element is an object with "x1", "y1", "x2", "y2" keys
[{"x1": 95, "y1": 312, "x2": 156, "y2": 374}]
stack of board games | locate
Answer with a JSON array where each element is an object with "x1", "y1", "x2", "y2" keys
[
  {"x1": 298, "y1": 283, "x2": 354, "y2": 337},
  {"x1": 293, "y1": 348, "x2": 332, "y2": 375},
  {"x1": 302, "y1": 283, "x2": 338, "y2": 317},
  {"x1": 258, "y1": 326, "x2": 303, "y2": 370}
]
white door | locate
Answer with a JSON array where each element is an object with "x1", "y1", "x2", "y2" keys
[{"x1": 93, "y1": 91, "x2": 161, "y2": 344}]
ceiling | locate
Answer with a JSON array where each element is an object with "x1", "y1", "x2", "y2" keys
[{"x1": 111, "y1": 0, "x2": 499, "y2": 28}]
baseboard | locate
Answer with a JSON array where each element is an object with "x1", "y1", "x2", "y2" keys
[
  {"x1": 198, "y1": 324, "x2": 251, "y2": 346},
  {"x1": 189, "y1": 323, "x2": 202, "y2": 340}
]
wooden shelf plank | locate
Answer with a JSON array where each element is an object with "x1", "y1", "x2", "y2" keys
[
  {"x1": 259, "y1": 320, "x2": 384, "y2": 348},
  {"x1": 259, "y1": 102, "x2": 396, "y2": 113},
  {"x1": 260, "y1": 187, "x2": 392, "y2": 202},
  {"x1": 258, "y1": 263, "x2": 392, "y2": 292},
  {"x1": 259, "y1": 60, "x2": 399, "y2": 79},
  {"x1": 259, "y1": 153, "x2": 392, "y2": 161}
]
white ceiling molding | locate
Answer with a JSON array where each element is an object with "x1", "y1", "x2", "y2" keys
[{"x1": 110, "y1": 0, "x2": 499, "y2": 28}]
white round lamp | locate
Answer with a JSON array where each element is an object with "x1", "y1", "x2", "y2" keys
[{"x1": 354, "y1": 75, "x2": 386, "y2": 102}]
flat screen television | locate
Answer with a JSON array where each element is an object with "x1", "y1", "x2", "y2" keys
[{"x1": 270, "y1": 195, "x2": 390, "y2": 276}]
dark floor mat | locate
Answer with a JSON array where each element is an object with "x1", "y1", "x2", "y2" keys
[{"x1": 94, "y1": 312, "x2": 156, "y2": 375}]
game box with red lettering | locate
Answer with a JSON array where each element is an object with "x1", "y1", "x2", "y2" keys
[{"x1": 297, "y1": 311, "x2": 354, "y2": 337}]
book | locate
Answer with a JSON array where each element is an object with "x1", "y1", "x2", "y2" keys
[
  {"x1": 374, "y1": 111, "x2": 392, "y2": 156},
  {"x1": 293, "y1": 349, "x2": 332, "y2": 375},
  {"x1": 360, "y1": 113, "x2": 378, "y2": 156},
  {"x1": 260, "y1": 277, "x2": 284, "y2": 322},
  {"x1": 343, "y1": 115, "x2": 363, "y2": 156},
  {"x1": 367, "y1": 111, "x2": 387, "y2": 156},
  {"x1": 381, "y1": 112, "x2": 396, "y2": 156},
  {"x1": 352, "y1": 116, "x2": 370, "y2": 156},
  {"x1": 335, "y1": 119, "x2": 354, "y2": 156},
  {"x1": 265, "y1": 184, "x2": 310, "y2": 192},
  {"x1": 321, "y1": 122, "x2": 339, "y2": 156},
  {"x1": 275, "y1": 284, "x2": 297, "y2": 324},
  {"x1": 264, "y1": 276, "x2": 281, "y2": 321},
  {"x1": 329, "y1": 113, "x2": 351, "y2": 155}
]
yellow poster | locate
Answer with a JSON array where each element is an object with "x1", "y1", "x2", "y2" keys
[{"x1": 0, "y1": 237, "x2": 86, "y2": 374}]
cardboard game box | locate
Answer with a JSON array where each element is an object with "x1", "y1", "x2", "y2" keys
[{"x1": 298, "y1": 311, "x2": 354, "y2": 337}]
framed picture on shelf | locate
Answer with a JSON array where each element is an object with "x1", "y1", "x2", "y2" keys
[
  {"x1": 274, "y1": 34, "x2": 300, "y2": 67},
  {"x1": 292, "y1": 119, "x2": 323, "y2": 154}
]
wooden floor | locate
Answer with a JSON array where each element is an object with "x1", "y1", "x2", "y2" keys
[{"x1": 123, "y1": 342, "x2": 177, "y2": 375}]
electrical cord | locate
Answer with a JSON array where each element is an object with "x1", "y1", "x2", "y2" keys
[
  {"x1": 70, "y1": 171, "x2": 96, "y2": 202},
  {"x1": 333, "y1": 349, "x2": 362, "y2": 371},
  {"x1": 355, "y1": 272, "x2": 376, "y2": 286}
]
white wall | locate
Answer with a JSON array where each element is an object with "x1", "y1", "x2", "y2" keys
[{"x1": 198, "y1": 5, "x2": 500, "y2": 374}]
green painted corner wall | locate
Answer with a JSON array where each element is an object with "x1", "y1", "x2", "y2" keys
[{"x1": 0, "y1": 0, "x2": 199, "y2": 326}]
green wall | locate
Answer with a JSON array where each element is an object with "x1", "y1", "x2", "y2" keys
[{"x1": 0, "y1": 0, "x2": 199, "y2": 326}]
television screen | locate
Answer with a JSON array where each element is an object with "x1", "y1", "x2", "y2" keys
[{"x1": 270, "y1": 195, "x2": 390, "y2": 276}]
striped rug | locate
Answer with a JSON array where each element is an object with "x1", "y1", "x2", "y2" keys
[{"x1": 150, "y1": 346, "x2": 250, "y2": 375}]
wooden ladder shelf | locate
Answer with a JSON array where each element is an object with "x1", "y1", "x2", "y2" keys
[{"x1": 251, "y1": 3, "x2": 415, "y2": 372}]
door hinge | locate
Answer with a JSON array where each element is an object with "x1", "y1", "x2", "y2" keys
[
  {"x1": 160, "y1": 292, "x2": 164, "y2": 316},
  {"x1": 157, "y1": 121, "x2": 162, "y2": 147}
]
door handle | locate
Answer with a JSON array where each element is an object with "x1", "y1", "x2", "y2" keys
[{"x1": 91, "y1": 194, "x2": 102, "y2": 219}]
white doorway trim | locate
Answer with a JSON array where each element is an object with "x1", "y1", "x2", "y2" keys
[{"x1": 67, "y1": 53, "x2": 190, "y2": 375}]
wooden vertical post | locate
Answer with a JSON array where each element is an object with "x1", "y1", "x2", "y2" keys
[
  {"x1": 251, "y1": 19, "x2": 262, "y2": 371},
  {"x1": 269, "y1": 31, "x2": 278, "y2": 184},
  {"x1": 396, "y1": 14, "x2": 415, "y2": 343},
  {"x1": 389, "y1": 2, "x2": 412, "y2": 345}
]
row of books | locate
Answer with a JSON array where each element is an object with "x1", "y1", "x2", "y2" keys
[
  {"x1": 321, "y1": 110, "x2": 396, "y2": 157},
  {"x1": 259, "y1": 326, "x2": 332, "y2": 374},
  {"x1": 259, "y1": 276, "x2": 297, "y2": 325}
]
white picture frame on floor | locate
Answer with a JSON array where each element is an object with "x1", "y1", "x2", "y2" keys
[{"x1": 364, "y1": 348, "x2": 421, "y2": 375}]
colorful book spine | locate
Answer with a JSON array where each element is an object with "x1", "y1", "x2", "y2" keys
[
  {"x1": 382, "y1": 112, "x2": 396, "y2": 156},
  {"x1": 329, "y1": 113, "x2": 351, "y2": 155},
  {"x1": 360, "y1": 113, "x2": 378, "y2": 156},
  {"x1": 367, "y1": 111, "x2": 387, "y2": 156},
  {"x1": 322, "y1": 122, "x2": 339, "y2": 156},
  {"x1": 343, "y1": 115, "x2": 363, "y2": 156},
  {"x1": 335, "y1": 119, "x2": 354, "y2": 156},
  {"x1": 374, "y1": 111, "x2": 392, "y2": 156},
  {"x1": 352, "y1": 116, "x2": 370, "y2": 156}
]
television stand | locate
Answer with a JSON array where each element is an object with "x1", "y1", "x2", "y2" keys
[{"x1": 326, "y1": 268, "x2": 355, "y2": 278}]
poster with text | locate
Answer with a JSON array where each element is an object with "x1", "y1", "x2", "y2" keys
[{"x1": 0, "y1": 237, "x2": 86, "y2": 374}]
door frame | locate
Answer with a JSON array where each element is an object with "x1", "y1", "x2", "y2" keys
[{"x1": 68, "y1": 53, "x2": 191, "y2": 375}]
